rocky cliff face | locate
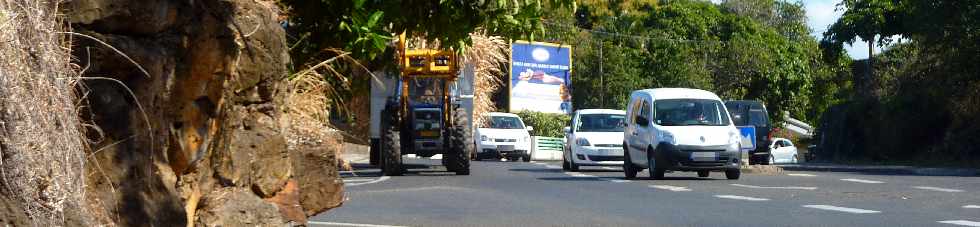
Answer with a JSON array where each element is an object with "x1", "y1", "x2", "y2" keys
[{"x1": 66, "y1": 0, "x2": 342, "y2": 225}]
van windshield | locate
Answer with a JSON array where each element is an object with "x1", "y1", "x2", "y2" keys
[{"x1": 654, "y1": 99, "x2": 732, "y2": 126}]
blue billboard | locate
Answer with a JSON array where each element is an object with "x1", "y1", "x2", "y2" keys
[{"x1": 510, "y1": 41, "x2": 572, "y2": 114}]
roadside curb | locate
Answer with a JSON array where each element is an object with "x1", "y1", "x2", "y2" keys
[{"x1": 780, "y1": 164, "x2": 980, "y2": 177}]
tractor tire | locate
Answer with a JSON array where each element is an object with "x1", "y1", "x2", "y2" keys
[
  {"x1": 380, "y1": 107, "x2": 403, "y2": 176},
  {"x1": 445, "y1": 107, "x2": 471, "y2": 175}
]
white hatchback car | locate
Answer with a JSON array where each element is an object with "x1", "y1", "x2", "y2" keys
[
  {"x1": 768, "y1": 138, "x2": 799, "y2": 164},
  {"x1": 563, "y1": 109, "x2": 627, "y2": 171},
  {"x1": 623, "y1": 88, "x2": 742, "y2": 180},
  {"x1": 474, "y1": 112, "x2": 534, "y2": 161}
]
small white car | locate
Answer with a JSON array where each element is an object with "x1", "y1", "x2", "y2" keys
[
  {"x1": 623, "y1": 88, "x2": 742, "y2": 180},
  {"x1": 563, "y1": 109, "x2": 627, "y2": 171},
  {"x1": 768, "y1": 138, "x2": 799, "y2": 164},
  {"x1": 474, "y1": 112, "x2": 534, "y2": 161}
]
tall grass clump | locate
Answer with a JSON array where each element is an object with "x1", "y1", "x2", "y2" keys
[{"x1": 0, "y1": 0, "x2": 87, "y2": 225}]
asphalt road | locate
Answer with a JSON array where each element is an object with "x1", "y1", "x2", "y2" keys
[{"x1": 311, "y1": 158, "x2": 980, "y2": 227}]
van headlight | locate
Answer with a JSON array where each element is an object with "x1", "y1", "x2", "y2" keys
[
  {"x1": 575, "y1": 138, "x2": 591, "y2": 146},
  {"x1": 658, "y1": 131, "x2": 676, "y2": 145},
  {"x1": 481, "y1": 135, "x2": 488, "y2": 142},
  {"x1": 728, "y1": 133, "x2": 741, "y2": 151}
]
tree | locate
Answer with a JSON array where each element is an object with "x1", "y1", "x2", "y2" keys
[{"x1": 279, "y1": 0, "x2": 575, "y2": 63}]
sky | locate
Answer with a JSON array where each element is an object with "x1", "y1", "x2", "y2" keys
[{"x1": 710, "y1": 0, "x2": 871, "y2": 59}]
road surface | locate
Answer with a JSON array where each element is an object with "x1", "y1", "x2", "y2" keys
[{"x1": 312, "y1": 158, "x2": 980, "y2": 227}]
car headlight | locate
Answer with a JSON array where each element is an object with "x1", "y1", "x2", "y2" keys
[
  {"x1": 575, "y1": 138, "x2": 591, "y2": 146},
  {"x1": 481, "y1": 135, "x2": 488, "y2": 141},
  {"x1": 658, "y1": 131, "x2": 676, "y2": 145}
]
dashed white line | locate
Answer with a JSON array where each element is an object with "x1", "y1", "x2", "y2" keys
[
  {"x1": 787, "y1": 173, "x2": 818, "y2": 177},
  {"x1": 964, "y1": 205, "x2": 980, "y2": 209},
  {"x1": 715, "y1": 195, "x2": 770, "y2": 201},
  {"x1": 544, "y1": 165, "x2": 561, "y2": 169},
  {"x1": 345, "y1": 176, "x2": 390, "y2": 186},
  {"x1": 533, "y1": 162, "x2": 547, "y2": 165},
  {"x1": 730, "y1": 184, "x2": 818, "y2": 190},
  {"x1": 649, "y1": 185, "x2": 692, "y2": 192},
  {"x1": 803, "y1": 205, "x2": 881, "y2": 214},
  {"x1": 342, "y1": 178, "x2": 374, "y2": 183},
  {"x1": 608, "y1": 179, "x2": 632, "y2": 183},
  {"x1": 565, "y1": 172, "x2": 597, "y2": 178},
  {"x1": 601, "y1": 167, "x2": 618, "y2": 170},
  {"x1": 308, "y1": 221, "x2": 406, "y2": 227},
  {"x1": 913, "y1": 186, "x2": 964, "y2": 193},
  {"x1": 840, "y1": 178, "x2": 885, "y2": 184},
  {"x1": 938, "y1": 220, "x2": 980, "y2": 227}
]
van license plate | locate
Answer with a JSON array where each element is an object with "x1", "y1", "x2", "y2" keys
[{"x1": 691, "y1": 152, "x2": 716, "y2": 160}]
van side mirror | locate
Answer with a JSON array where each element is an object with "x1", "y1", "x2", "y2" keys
[
  {"x1": 635, "y1": 116, "x2": 649, "y2": 126},
  {"x1": 562, "y1": 126, "x2": 570, "y2": 134},
  {"x1": 526, "y1": 126, "x2": 534, "y2": 132}
]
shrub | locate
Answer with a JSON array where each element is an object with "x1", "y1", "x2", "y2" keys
[{"x1": 515, "y1": 110, "x2": 571, "y2": 138}]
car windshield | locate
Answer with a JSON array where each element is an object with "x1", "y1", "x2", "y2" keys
[
  {"x1": 489, "y1": 116, "x2": 525, "y2": 129},
  {"x1": 654, "y1": 99, "x2": 732, "y2": 126},
  {"x1": 576, "y1": 114, "x2": 625, "y2": 132}
]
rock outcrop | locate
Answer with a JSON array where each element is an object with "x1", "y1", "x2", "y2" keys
[{"x1": 65, "y1": 0, "x2": 343, "y2": 225}]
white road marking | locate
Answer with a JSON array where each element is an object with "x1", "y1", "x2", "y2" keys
[
  {"x1": 803, "y1": 205, "x2": 881, "y2": 214},
  {"x1": 938, "y1": 220, "x2": 980, "y2": 227},
  {"x1": 787, "y1": 173, "x2": 818, "y2": 177},
  {"x1": 714, "y1": 195, "x2": 770, "y2": 201},
  {"x1": 601, "y1": 167, "x2": 618, "y2": 170},
  {"x1": 533, "y1": 162, "x2": 547, "y2": 165},
  {"x1": 342, "y1": 178, "x2": 374, "y2": 183},
  {"x1": 345, "y1": 176, "x2": 390, "y2": 186},
  {"x1": 649, "y1": 185, "x2": 692, "y2": 192},
  {"x1": 544, "y1": 165, "x2": 561, "y2": 169},
  {"x1": 730, "y1": 184, "x2": 818, "y2": 190},
  {"x1": 566, "y1": 172, "x2": 597, "y2": 178},
  {"x1": 913, "y1": 186, "x2": 964, "y2": 193},
  {"x1": 609, "y1": 179, "x2": 632, "y2": 183},
  {"x1": 964, "y1": 205, "x2": 980, "y2": 209},
  {"x1": 840, "y1": 178, "x2": 885, "y2": 184},
  {"x1": 308, "y1": 221, "x2": 407, "y2": 227}
]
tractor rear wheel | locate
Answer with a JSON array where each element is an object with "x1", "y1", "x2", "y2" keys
[
  {"x1": 445, "y1": 107, "x2": 471, "y2": 175},
  {"x1": 380, "y1": 106, "x2": 403, "y2": 176}
]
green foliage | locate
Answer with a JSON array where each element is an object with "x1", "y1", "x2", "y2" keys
[
  {"x1": 542, "y1": 0, "x2": 836, "y2": 124},
  {"x1": 515, "y1": 110, "x2": 571, "y2": 138},
  {"x1": 279, "y1": 0, "x2": 575, "y2": 63},
  {"x1": 816, "y1": 0, "x2": 980, "y2": 165}
]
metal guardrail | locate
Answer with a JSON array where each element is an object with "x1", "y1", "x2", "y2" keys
[{"x1": 534, "y1": 136, "x2": 564, "y2": 151}]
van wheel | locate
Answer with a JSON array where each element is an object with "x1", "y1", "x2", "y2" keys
[
  {"x1": 648, "y1": 148, "x2": 665, "y2": 180},
  {"x1": 726, "y1": 169, "x2": 741, "y2": 180},
  {"x1": 623, "y1": 145, "x2": 638, "y2": 179}
]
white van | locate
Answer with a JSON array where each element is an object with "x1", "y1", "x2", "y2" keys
[{"x1": 623, "y1": 88, "x2": 742, "y2": 180}]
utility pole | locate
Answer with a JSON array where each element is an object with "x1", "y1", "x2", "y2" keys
[{"x1": 598, "y1": 41, "x2": 604, "y2": 109}]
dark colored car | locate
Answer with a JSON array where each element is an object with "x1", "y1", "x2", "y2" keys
[{"x1": 724, "y1": 100, "x2": 773, "y2": 165}]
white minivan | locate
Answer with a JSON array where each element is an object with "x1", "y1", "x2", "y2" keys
[{"x1": 623, "y1": 88, "x2": 742, "y2": 180}]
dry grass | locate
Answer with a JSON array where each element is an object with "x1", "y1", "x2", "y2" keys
[
  {"x1": 463, "y1": 33, "x2": 509, "y2": 126},
  {"x1": 0, "y1": 0, "x2": 88, "y2": 225}
]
